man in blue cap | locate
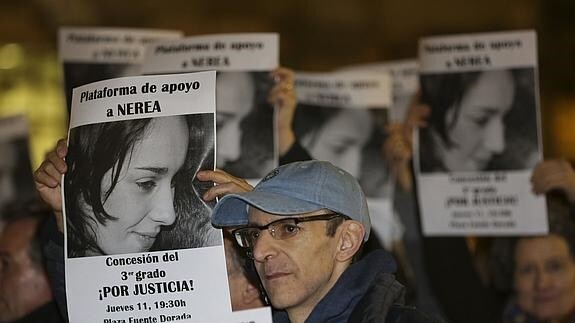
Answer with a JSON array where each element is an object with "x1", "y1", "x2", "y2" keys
[{"x1": 211, "y1": 160, "x2": 437, "y2": 323}]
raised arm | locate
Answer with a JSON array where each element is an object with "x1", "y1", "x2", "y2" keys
[
  {"x1": 34, "y1": 138, "x2": 68, "y2": 232},
  {"x1": 269, "y1": 67, "x2": 297, "y2": 157}
]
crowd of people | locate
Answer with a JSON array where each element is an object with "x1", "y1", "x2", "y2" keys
[{"x1": 0, "y1": 57, "x2": 573, "y2": 323}]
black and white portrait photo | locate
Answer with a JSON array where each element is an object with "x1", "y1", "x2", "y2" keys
[
  {"x1": 216, "y1": 71, "x2": 276, "y2": 179},
  {"x1": 294, "y1": 104, "x2": 392, "y2": 198},
  {"x1": 64, "y1": 113, "x2": 219, "y2": 258},
  {"x1": 418, "y1": 68, "x2": 539, "y2": 173}
]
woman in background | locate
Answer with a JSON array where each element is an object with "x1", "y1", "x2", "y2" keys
[{"x1": 502, "y1": 198, "x2": 575, "y2": 323}]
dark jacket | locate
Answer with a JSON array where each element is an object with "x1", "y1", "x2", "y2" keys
[{"x1": 272, "y1": 250, "x2": 442, "y2": 323}]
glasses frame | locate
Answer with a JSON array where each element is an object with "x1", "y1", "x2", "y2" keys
[{"x1": 232, "y1": 212, "x2": 344, "y2": 252}]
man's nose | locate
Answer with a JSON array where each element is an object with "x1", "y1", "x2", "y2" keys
[{"x1": 252, "y1": 229, "x2": 278, "y2": 263}]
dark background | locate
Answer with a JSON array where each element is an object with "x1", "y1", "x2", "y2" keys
[{"x1": 0, "y1": 0, "x2": 574, "y2": 166}]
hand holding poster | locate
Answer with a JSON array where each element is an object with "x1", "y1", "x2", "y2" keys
[
  {"x1": 415, "y1": 30, "x2": 547, "y2": 235},
  {"x1": 141, "y1": 34, "x2": 279, "y2": 180},
  {"x1": 64, "y1": 71, "x2": 271, "y2": 322}
]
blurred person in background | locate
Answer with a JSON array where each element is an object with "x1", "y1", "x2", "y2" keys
[
  {"x1": 499, "y1": 158, "x2": 575, "y2": 322},
  {"x1": 502, "y1": 199, "x2": 575, "y2": 323},
  {"x1": 0, "y1": 203, "x2": 64, "y2": 323}
]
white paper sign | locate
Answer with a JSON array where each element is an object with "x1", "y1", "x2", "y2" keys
[
  {"x1": 59, "y1": 27, "x2": 183, "y2": 112},
  {"x1": 415, "y1": 30, "x2": 547, "y2": 235},
  {"x1": 340, "y1": 60, "x2": 419, "y2": 121},
  {"x1": 141, "y1": 33, "x2": 278, "y2": 73},
  {"x1": 59, "y1": 27, "x2": 183, "y2": 63},
  {"x1": 293, "y1": 71, "x2": 396, "y2": 244},
  {"x1": 63, "y1": 71, "x2": 266, "y2": 322},
  {"x1": 293, "y1": 71, "x2": 392, "y2": 197},
  {"x1": 419, "y1": 30, "x2": 537, "y2": 73},
  {"x1": 141, "y1": 33, "x2": 280, "y2": 180},
  {"x1": 294, "y1": 71, "x2": 392, "y2": 109}
]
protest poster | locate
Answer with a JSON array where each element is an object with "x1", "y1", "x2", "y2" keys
[
  {"x1": 59, "y1": 27, "x2": 183, "y2": 112},
  {"x1": 63, "y1": 71, "x2": 271, "y2": 322},
  {"x1": 415, "y1": 30, "x2": 547, "y2": 235},
  {"x1": 0, "y1": 115, "x2": 36, "y2": 218},
  {"x1": 141, "y1": 33, "x2": 279, "y2": 180},
  {"x1": 293, "y1": 71, "x2": 401, "y2": 247},
  {"x1": 341, "y1": 59, "x2": 419, "y2": 122}
]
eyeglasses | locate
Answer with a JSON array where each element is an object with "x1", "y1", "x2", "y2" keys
[{"x1": 232, "y1": 213, "x2": 343, "y2": 251}]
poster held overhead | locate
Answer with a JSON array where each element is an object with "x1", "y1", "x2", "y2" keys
[
  {"x1": 141, "y1": 33, "x2": 279, "y2": 181},
  {"x1": 63, "y1": 71, "x2": 271, "y2": 322},
  {"x1": 415, "y1": 30, "x2": 547, "y2": 236},
  {"x1": 293, "y1": 71, "x2": 400, "y2": 248}
]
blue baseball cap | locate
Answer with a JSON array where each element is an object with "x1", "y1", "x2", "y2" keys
[{"x1": 211, "y1": 160, "x2": 371, "y2": 241}]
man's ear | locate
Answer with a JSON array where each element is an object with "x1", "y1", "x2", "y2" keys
[{"x1": 335, "y1": 220, "x2": 365, "y2": 263}]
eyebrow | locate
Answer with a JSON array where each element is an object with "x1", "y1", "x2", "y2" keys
[{"x1": 134, "y1": 167, "x2": 169, "y2": 175}]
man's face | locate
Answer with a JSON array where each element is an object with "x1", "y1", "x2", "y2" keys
[
  {"x1": 0, "y1": 218, "x2": 52, "y2": 321},
  {"x1": 249, "y1": 208, "x2": 342, "y2": 315}
]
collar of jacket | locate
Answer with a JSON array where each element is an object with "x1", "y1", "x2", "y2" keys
[{"x1": 272, "y1": 249, "x2": 400, "y2": 323}]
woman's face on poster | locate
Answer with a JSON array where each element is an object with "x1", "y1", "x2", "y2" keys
[
  {"x1": 514, "y1": 235, "x2": 575, "y2": 321},
  {"x1": 303, "y1": 108, "x2": 372, "y2": 177},
  {"x1": 442, "y1": 70, "x2": 514, "y2": 172},
  {"x1": 89, "y1": 116, "x2": 189, "y2": 255},
  {"x1": 216, "y1": 72, "x2": 254, "y2": 167}
]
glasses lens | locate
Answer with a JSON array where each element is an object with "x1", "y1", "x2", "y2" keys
[
  {"x1": 234, "y1": 228, "x2": 260, "y2": 249},
  {"x1": 270, "y1": 219, "x2": 300, "y2": 240}
]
